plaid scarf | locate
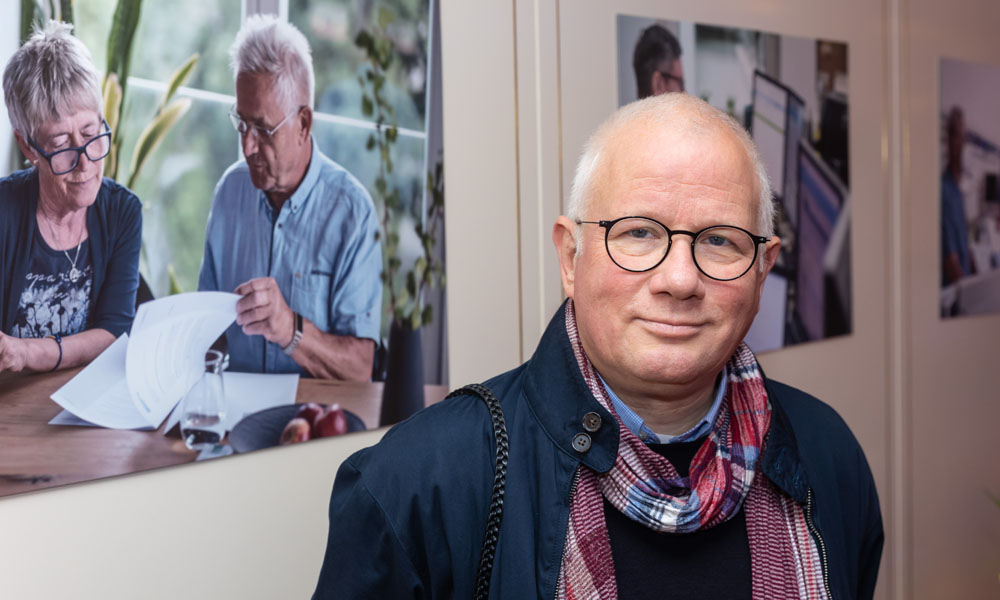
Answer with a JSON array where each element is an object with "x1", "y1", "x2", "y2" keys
[{"x1": 557, "y1": 300, "x2": 827, "y2": 599}]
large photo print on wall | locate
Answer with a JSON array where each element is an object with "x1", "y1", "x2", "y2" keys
[
  {"x1": 939, "y1": 57, "x2": 1000, "y2": 318},
  {"x1": 618, "y1": 15, "x2": 851, "y2": 353},
  {"x1": 0, "y1": 0, "x2": 445, "y2": 498}
]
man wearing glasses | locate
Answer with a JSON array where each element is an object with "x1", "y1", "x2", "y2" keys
[
  {"x1": 633, "y1": 23, "x2": 685, "y2": 99},
  {"x1": 199, "y1": 15, "x2": 381, "y2": 380},
  {"x1": 314, "y1": 94, "x2": 882, "y2": 598}
]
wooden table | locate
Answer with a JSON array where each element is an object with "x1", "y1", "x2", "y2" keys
[{"x1": 0, "y1": 369, "x2": 448, "y2": 498}]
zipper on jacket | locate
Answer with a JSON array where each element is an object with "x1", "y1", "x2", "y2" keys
[
  {"x1": 805, "y1": 488, "x2": 834, "y2": 600},
  {"x1": 553, "y1": 467, "x2": 582, "y2": 600}
]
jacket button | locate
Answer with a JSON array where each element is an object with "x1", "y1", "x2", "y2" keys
[
  {"x1": 582, "y1": 412, "x2": 602, "y2": 432},
  {"x1": 571, "y1": 432, "x2": 591, "y2": 453}
]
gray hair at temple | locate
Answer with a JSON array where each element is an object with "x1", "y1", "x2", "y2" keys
[
  {"x1": 567, "y1": 93, "x2": 775, "y2": 257},
  {"x1": 2, "y1": 21, "x2": 103, "y2": 139},
  {"x1": 229, "y1": 14, "x2": 315, "y2": 111}
]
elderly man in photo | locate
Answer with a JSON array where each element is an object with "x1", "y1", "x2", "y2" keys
[
  {"x1": 199, "y1": 15, "x2": 381, "y2": 379},
  {"x1": 313, "y1": 94, "x2": 882, "y2": 598}
]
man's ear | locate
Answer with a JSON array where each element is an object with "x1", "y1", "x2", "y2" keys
[
  {"x1": 298, "y1": 106, "x2": 313, "y2": 144},
  {"x1": 552, "y1": 216, "x2": 580, "y2": 299},
  {"x1": 650, "y1": 71, "x2": 668, "y2": 96},
  {"x1": 756, "y1": 235, "x2": 781, "y2": 296}
]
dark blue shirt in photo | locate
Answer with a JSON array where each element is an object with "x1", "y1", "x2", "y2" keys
[{"x1": 12, "y1": 232, "x2": 93, "y2": 338}]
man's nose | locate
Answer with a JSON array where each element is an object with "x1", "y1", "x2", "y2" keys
[
  {"x1": 647, "y1": 237, "x2": 704, "y2": 298},
  {"x1": 241, "y1": 130, "x2": 259, "y2": 157}
]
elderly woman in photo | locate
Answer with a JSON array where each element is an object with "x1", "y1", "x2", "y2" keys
[{"x1": 0, "y1": 21, "x2": 141, "y2": 374}]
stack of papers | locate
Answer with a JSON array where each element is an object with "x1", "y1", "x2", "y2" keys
[{"x1": 49, "y1": 292, "x2": 299, "y2": 431}]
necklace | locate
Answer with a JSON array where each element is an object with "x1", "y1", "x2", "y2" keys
[{"x1": 40, "y1": 209, "x2": 85, "y2": 283}]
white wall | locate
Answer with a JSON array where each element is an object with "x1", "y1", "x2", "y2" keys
[{"x1": 905, "y1": 1, "x2": 1000, "y2": 598}]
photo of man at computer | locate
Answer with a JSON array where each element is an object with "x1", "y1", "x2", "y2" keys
[
  {"x1": 939, "y1": 57, "x2": 1000, "y2": 319},
  {"x1": 616, "y1": 16, "x2": 851, "y2": 352}
]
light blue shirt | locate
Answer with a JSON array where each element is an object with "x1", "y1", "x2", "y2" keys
[
  {"x1": 198, "y1": 140, "x2": 382, "y2": 374},
  {"x1": 599, "y1": 367, "x2": 727, "y2": 444}
]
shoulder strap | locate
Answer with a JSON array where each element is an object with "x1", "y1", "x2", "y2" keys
[{"x1": 445, "y1": 383, "x2": 508, "y2": 600}]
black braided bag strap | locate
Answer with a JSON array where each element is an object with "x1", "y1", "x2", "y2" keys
[{"x1": 445, "y1": 383, "x2": 509, "y2": 600}]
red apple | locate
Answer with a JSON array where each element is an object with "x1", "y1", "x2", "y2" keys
[
  {"x1": 296, "y1": 402, "x2": 324, "y2": 427},
  {"x1": 313, "y1": 404, "x2": 349, "y2": 438},
  {"x1": 279, "y1": 417, "x2": 312, "y2": 445}
]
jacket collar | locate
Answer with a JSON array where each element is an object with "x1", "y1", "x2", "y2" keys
[
  {"x1": 522, "y1": 301, "x2": 620, "y2": 473},
  {"x1": 521, "y1": 300, "x2": 810, "y2": 502},
  {"x1": 760, "y1": 377, "x2": 810, "y2": 503}
]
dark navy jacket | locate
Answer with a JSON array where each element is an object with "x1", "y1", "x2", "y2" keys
[
  {"x1": 314, "y1": 304, "x2": 883, "y2": 599},
  {"x1": 0, "y1": 168, "x2": 142, "y2": 338}
]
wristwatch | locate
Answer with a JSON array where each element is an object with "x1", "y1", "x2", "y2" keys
[{"x1": 283, "y1": 311, "x2": 303, "y2": 355}]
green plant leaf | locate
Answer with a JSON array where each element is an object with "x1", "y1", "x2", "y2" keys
[
  {"x1": 377, "y1": 6, "x2": 394, "y2": 30},
  {"x1": 406, "y1": 271, "x2": 416, "y2": 296},
  {"x1": 376, "y1": 38, "x2": 393, "y2": 70},
  {"x1": 19, "y1": 0, "x2": 35, "y2": 45},
  {"x1": 361, "y1": 95, "x2": 374, "y2": 117},
  {"x1": 421, "y1": 304, "x2": 433, "y2": 327},
  {"x1": 366, "y1": 134, "x2": 376, "y2": 152},
  {"x1": 386, "y1": 125, "x2": 398, "y2": 143},
  {"x1": 101, "y1": 74, "x2": 123, "y2": 179},
  {"x1": 126, "y1": 97, "x2": 191, "y2": 190},
  {"x1": 168, "y1": 264, "x2": 183, "y2": 295},
  {"x1": 106, "y1": 0, "x2": 142, "y2": 97},
  {"x1": 354, "y1": 29, "x2": 373, "y2": 52},
  {"x1": 102, "y1": 73, "x2": 123, "y2": 132},
  {"x1": 410, "y1": 310, "x2": 421, "y2": 330},
  {"x1": 58, "y1": 0, "x2": 72, "y2": 23},
  {"x1": 160, "y1": 53, "x2": 199, "y2": 113},
  {"x1": 394, "y1": 289, "x2": 410, "y2": 312}
]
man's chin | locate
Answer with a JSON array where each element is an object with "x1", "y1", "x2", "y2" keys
[{"x1": 248, "y1": 169, "x2": 273, "y2": 192}]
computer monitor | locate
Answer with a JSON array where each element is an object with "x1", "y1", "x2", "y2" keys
[
  {"x1": 795, "y1": 142, "x2": 850, "y2": 341},
  {"x1": 750, "y1": 70, "x2": 807, "y2": 226},
  {"x1": 750, "y1": 71, "x2": 788, "y2": 199}
]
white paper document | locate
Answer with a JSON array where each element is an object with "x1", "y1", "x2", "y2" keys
[
  {"x1": 49, "y1": 334, "x2": 154, "y2": 430},
  {"x1": 50, "y1": 292, "x2": 240, "y2": 430}
]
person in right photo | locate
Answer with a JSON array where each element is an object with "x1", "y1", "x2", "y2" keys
[
  {"x1": 312, "y1": 93, "x2": 883, "y2": 599},
  {"x1": 633, "y1": 24, "x2": 685, "y2": 98},
  {"x1": 941, "y1": 106, "x2": 976, "y2": 286}
]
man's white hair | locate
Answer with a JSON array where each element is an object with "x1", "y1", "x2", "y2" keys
[
  {"x1": 567, "y1": 94, "x2": 775, "y2": 260},
  {"x1": 229, "y1": 14, "x2": 315, "y2": 111},
  {"x1": 2, "y1": 21, "x2": 103, "y2": 139}
]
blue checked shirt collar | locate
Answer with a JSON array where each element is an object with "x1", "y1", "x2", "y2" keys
[{"x1": 599, "y1": 366, "x2": 727, "y2": 444}]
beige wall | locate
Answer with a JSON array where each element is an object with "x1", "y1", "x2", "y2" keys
[
  {"x1": 0, "y1": 0, "x2": 998, "y2": 598},
  {"x1": 905, "y1": 0, "x2": 1000, "y2": 598}
]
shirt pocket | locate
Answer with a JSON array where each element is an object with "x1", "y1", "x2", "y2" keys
[{"x1": 291, "y1": 269, "x2": 332, "y2": 333}]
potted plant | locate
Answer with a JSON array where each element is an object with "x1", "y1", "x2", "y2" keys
[{"x1": 356, "y1": 8, "x2": 444, "y2": 426}]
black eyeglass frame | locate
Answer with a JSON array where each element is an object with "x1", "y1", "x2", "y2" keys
[
  {"x1": 27, "y1": 118, "x2": 112, "y2": 176},
  {"x1": 229, "y1": 104, "x2": 305, "y2": 141},
  {"x1": 577, "y1": 216, "x2": 770, "y2": 281}
]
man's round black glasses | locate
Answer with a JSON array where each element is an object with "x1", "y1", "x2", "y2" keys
[
  {"x1": 27, "y1": 119, "x2": 112, "y2": 175},
  {"x1": 577, "y1": 216, "x2": 769, "y2": 281}
]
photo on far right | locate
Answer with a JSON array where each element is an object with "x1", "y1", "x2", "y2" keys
[{"x1": 939, "y1": 57, "x2": 1000, "y2": 319}]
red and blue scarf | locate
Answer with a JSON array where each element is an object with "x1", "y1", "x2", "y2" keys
[{"x1": 558, "y1": 299, "x2": 827, "y2": 599}]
